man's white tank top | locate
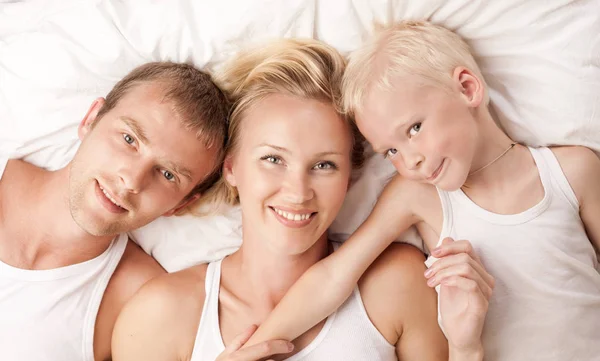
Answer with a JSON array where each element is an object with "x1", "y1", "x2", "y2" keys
[
  {"x1": 426, "y1": 147, "x2": 600, "y2": 361},
  {"x1": 0, "y1": 155, "x2": 128, "y2": 361},
  {"x1": 191, "y1": 255, "x2": 397, "y2": 361}
]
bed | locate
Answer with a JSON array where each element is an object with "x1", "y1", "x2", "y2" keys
[{"x1": 1, "y1": 0, "x2": 599, "y2": 271}]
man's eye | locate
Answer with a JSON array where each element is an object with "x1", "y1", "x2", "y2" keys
[
  {"x1": 385, "y1": 148, "x2": 398, "y2": 158},
  {"x1": 409, "y1": 122, "x2": 422, "y2": 136},
  {"x1": 162, "y1": 170, "x2": 175, "y2": 182},
  {"x1": 123, "y1": 134, "x2": 135, "y2": 144}
]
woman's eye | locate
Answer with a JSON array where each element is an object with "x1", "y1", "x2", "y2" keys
[
  {"x1": 261, "y1": 155, "x2": 283, "y2": 165},
  {"x1": 161, "y1": 170, "x2": 175, "y2": 182},
  {"x1": 409, "y1": 122, "x2": 422, "y2": 136},
  {"x1": 385, "y1": 148, "x2": 398, "y2": 158},
  {"x1": 313, "y1": 161, "x2": 337, "y2": 170},
  {"x1": 123, "y1": 133, "x2": 135, "y2": 144}
]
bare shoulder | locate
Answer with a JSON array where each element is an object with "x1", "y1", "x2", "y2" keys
[
  {"x1": 118, "y1": 260, "x2": 209, "y2": 320},
  {"x1": 94, "y1": 241, "x2": 167, "y2": 360},
  {"x1": 380, "y1": 175, "x2": 440, "y2": 218},
  {"x1": 101, "y1": 240, "x2": 166, "y2": 313},
  {"x1": 111, "y1": 261, "x2": 210, "y2": 361},
  {"x1": 549, "y1": 146, "x2": 600, "y2": 204},
  {"x1": 358, "y1": 243, "x2": 431, "y2": 343},
  {"x1": 358, "y1": 243, "x2": 447, "y2": 359}
]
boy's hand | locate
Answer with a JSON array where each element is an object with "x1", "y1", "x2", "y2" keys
[
  {"x1": 216, "y1": 324, "x2": 294, "y2": 361},
  {"x1": 425, "y1": 238, "x2": 494, "y2": 356}
]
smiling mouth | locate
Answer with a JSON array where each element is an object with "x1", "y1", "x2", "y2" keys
[
  {"x1": 96, "y1": 180, "x2": 128, "y2": 213},
  {"x1": 269, "y1": 206, "x2": 317, "y2": 228},
  {"x1": 427, "y1": 159, "x2": 445, "y2": 182}
]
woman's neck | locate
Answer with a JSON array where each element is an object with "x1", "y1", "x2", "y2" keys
[{"x1": 222, "y1": 231, "x2": 330, "y2": 314}]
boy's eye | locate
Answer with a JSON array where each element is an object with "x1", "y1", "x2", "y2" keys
[
  {"x1": 161, "y1": 170, "x2": 175, "y2": 182},
  {"x1": 123, "y1": 133, "x2": 135, "y2": 144},
  {"x1": 385, "y1": 148, "x2": 398, "y2": 158},
  {"x1": 409, "y1": 122, "x2": 422, "y2": 136}
]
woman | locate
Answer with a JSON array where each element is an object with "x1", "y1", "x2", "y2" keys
[{"x1": 111, "y1": 38, "x2": 485, "y2": 361}]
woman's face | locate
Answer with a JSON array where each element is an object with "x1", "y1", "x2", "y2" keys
[{"x1": 225, "y1": 93, "x2": 353, "y2": 255}]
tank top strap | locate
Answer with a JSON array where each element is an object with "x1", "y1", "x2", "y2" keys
[
  {"x1": 528, "y1": 146, "x2": 579, "y2": 212},
  {"x1": 0, "y1": 155, "x2": 8, "y2": 181}
]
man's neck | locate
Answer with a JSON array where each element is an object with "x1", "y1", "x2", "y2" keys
[{"x1": 0, "y1": 161, "x2": 116, "y2": 270}]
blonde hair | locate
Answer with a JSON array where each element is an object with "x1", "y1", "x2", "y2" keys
[
  {"x1": 342, "y1": 20, "x2": 489, "y2": 116},
  {"x1": 196, "y1": 38, "x2": 365, "y2": 211}
]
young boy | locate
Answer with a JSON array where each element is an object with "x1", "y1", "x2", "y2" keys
[{"x1": 244, "y1": 21, "x2": 600, "y2": 360}]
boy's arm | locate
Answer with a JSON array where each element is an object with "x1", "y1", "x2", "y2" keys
[
  {"x1": 551, "y1": 146, "x2": 600, "y2": 251},
  {"x1": 245, "y1": 175, "x2": 421, "y2": 345}
]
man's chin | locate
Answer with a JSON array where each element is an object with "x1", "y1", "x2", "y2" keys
[{"x1": 72, "y1": 214, "x2": 126, "y2": 237}]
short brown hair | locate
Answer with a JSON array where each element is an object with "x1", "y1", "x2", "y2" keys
[{"x1": 96, "y1": 62, "x2": 229, "y2": 199}]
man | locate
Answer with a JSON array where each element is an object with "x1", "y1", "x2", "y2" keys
[{"x1": 0, "y1": 62, "x2": 229, "y2": 361}]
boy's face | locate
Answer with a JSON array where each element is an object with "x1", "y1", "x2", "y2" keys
[
  {"x1": 68, "y1": 82, "x2": 219, "y2": 236},
  {"x1": 356, "y1": 78, "x2": 479, "y2": 191}
]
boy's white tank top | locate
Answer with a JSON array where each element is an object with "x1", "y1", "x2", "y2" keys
[
  {"x1": 191, "y1": 249, "x2": 397, "y2": 361},
  {"x1": 427, "y1": 147, "x2": 600, "y2": 361},
  {"x1": 0, "y1": 155, "x2": 129, "y2": 361}
]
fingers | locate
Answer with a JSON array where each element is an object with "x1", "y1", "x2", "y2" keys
[
  {"x1": 432, "y1": 238, "x2": 482, "y2": 263},
  {"x1": 223, "y1": 324, "x2": 258, "y2": 353},
  {"x1": 426, "y1": 239, "x2": 495, "y2": 300},
  {"x1": 426, "y1": 260, "x2": 493, "y2": 300},
  {"x1": 425, "y1": 253, "x2": 494, "y2": 291},
  {"x1": 440, "y1": 278, "x2": 489, "y2": 313},
  {"x1": 217, "y1": 325, "x2": 294, "y2": 361},
  {"x1": 227, "y1": 340, "x2": 294, "y2": 361}
]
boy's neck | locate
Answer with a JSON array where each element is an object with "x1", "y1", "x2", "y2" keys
[
  {"x1": 463, "y1": 107, "x2": 521, "y2": 188},
  {"x1": 0, "y1": 161, "x2": 116, "y2": 270}
]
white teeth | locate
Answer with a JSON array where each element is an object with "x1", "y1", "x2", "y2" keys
[
  {"x1": 100, "y1": 186, "x2": 123, "y2": 208},
  {"x1": 273, "y1": 208, "x2": 312, "y2": 221}
]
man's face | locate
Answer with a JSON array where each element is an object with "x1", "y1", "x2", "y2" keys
[{"x1": 68, "y1": 82, "x2": 219, "y2": 236}]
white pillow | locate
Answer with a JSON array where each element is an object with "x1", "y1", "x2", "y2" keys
[{"x1": 1, "y1": 0, "x2": 599, "y2": 271}]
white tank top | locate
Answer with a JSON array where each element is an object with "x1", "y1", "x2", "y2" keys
[
  {"x1": 0, "y1": 156, "x2": 129, "y2": 361},
  {"x1": 426, "y1": 147, "x2": 600, "y2": 361},
  {"x1": 191, "y1": 254, "x2": 397, "y2": 361}
]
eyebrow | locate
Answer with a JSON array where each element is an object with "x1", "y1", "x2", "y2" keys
[
  {"x1": 120, "y1": 116, "x2": 150, "y2": 145},
  {"x1": 164, "y1": 161, "x2": 193, "y2": 182},
  {"x1": 258, "y1": 143, "x2": 344, "y2": 157},
  {"x1": 120, "y1": 116, "x2": 193, "y2": 182}
]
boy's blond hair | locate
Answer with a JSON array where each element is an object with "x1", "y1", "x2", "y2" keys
[{"x1": 342, "y1": 20, "x2": 488, "y2": 116}]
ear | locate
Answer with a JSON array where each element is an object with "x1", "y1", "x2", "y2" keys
[
  {"x1": 163, "y1": 193, "x2": 201, "y2": 217},
  {"x1": 222, "y1": 155, "x2": 237, "y2": 187},
  {"x1": 78, "y1": 97, "x2": 106, "y2": 140},
  {"x1": 452, "y1": 67, "x2": 484, "y2": 108}
]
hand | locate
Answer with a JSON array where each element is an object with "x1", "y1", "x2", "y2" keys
[
  {"x1": 424, "y1": 238, "x2": 494, "y2": 355},
  {"x1": 216, "y1": 324, "x2": 294, "y2": 361}
]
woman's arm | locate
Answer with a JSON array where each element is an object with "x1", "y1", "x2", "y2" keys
[{"x1": 245, "y1": 175, "x2": 422, "y2": 346}]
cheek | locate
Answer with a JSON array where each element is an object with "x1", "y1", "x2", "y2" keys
[
  {"x1": 390, "y1": 157, "x2": 416, "y2": 179},
  {"x1": 316, "y1": 176, "x2": 349, "y2": 212},
  {"x1": 236, "y1": 165, "x2": 281, "y2": 203}
]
